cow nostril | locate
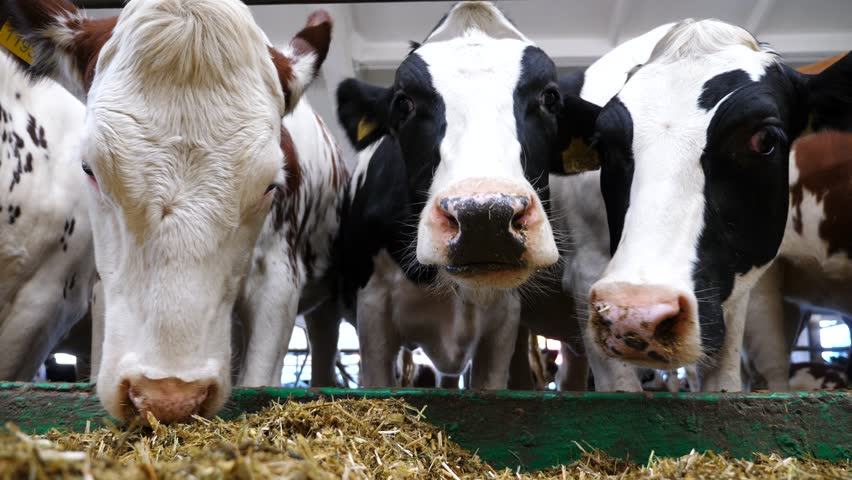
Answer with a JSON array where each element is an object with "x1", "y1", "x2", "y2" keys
[
  {"x1": 443, "y1": 210, "x2": 460, "y2": 236},
  {"x1": 511, "y1": 211, "x2": 525, "y2": 232},
  {"x1": 654, "y1": 315, "x2": 680, "y2": 344}
]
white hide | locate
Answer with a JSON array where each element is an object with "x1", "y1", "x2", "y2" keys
[{"x1": 0, "y1": 52, "x2": 96, "y2": 380}]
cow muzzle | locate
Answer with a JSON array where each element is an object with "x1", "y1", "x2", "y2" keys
[
  {"x1": 588, "y1": 282, "x2": 701, "y2": 368},
  {"x1": 438, "y1": 192, "x2": 529, "y2": 273},
  {"x1": 125, "y1": 376, "x2": 216, "y2": 424}
]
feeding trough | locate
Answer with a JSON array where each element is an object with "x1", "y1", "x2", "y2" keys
[{"x1": 1, "y1": 383, "x2": 849, "y2": 472}]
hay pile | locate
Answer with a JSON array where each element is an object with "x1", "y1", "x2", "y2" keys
[{"x1": 0, "y1": 398, "x2": 849, "y2": 479}]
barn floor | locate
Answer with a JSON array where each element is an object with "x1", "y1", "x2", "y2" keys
[{"x1": 1, "y1": 397, "x2": 850, "y2": 479}]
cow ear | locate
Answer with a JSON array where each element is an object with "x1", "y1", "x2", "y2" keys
[
  {"x1": 799, "y1": 52, "x2": 852, "y2": 134},
  {"x1": 336, "y1": 78, "x2": 393, "y2": 151},
  {"x1": 271, "y1": 9, "x2": 332, "y2": 114},
  {"x1": 1, "y1": 0, "x2": 116, "y2": 99},
  {"x1": 553, "y1": 94, "x2": 602, "y2": 175}
]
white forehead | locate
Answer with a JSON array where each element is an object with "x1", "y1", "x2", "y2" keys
[
  {"x1": 618, "y1": 21, "x2": 777, "y2": 143},
  {"x1": 416, "y1": 34, "x2": 532, "y2": 183},
  {"x1": 415, "y1": 34, "x2": 531, "y2": 106}
]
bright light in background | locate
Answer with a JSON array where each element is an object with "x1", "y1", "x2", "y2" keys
[
  {"x1": 54, "y1": 353, "x2": 76, "y2": 366},
  {"x1": 819, "y1": 318, "x2": 851, "y2": 362}
]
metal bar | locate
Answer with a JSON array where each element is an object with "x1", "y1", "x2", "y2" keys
[
  {"x1": 791, "y1": 346, "x2": 850, "y2": 352},
  {"x1": 74, "y1": 0, "x2": 443, "y2": 8}
]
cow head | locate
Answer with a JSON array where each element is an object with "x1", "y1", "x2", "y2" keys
[
  {"x1": 4, "y1": 0, "x2": 331, "y2": 422},
  {"x1": 577, "y1": 20, "x2": 852, "y2": 370},
  {"x1": 336, "y1": 2, "x2": 591, "y2": 296}
]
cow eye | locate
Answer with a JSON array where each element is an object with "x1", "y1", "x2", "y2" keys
[
  {"x1": 540, "y1": 88, "x2": 561, "y2": 113},
  {"x1": 264, "y1": 184, "x2": 281, "y2": 196},
  {"x1": 82, "y1": 162, "x2": 94, "y2": 177},
  {"x1": 747, "y1": 127, "x2": 782, "y2": 156},
  {"x1": 392, "y1": 94, "x2": 415, "y2": 121}
]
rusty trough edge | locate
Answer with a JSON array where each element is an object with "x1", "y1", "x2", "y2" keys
[{"x1": 0, "y1": 382, "x2": 849, "y2": 471}]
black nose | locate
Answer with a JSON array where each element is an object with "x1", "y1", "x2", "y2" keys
[{"x1": 439, "y1": 193, "x2": 529, "y2": 272}]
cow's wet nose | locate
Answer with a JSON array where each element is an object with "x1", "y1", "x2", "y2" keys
[
  {"x1": 127, "y1": 377, "x2": 213, "y2": 424},
  {"x1": 589, "y1": 283, "x2": 695, "y2": 365},
  {"x1": 436, "y1": 193, "x2": 531, "y2": 269}
]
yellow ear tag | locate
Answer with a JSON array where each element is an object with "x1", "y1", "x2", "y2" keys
[
  {"x1": 356, "y1": 117, "x2": 377, "y2": 142},
  {"x1": 561, "y1": 137, "x2": 600, "y2": 174},
  {"x1": 0, "y1": 19, "x2": 33, "y2": 65}
]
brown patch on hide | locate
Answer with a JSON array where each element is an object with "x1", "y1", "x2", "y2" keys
[
  {"x1": 797, "y1": 52, "x2": 848, "y2": 75},
  {"x1": 789, "y1": 131, "x2": 852, "y2": 257},
  {"x1": 73, "y1": 16, "x2": 117, "y2": 92},
  {"x1": 268, "y1": 47, "x2": 294, "y2": 110}
]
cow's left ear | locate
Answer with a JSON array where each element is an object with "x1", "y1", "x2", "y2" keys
[
  {"x1": 0, "y1": 0, "x2": 116, "y2": 99},
  {"x1": 553, "y1": 94, "x2": 602, "y2": 175},
  {"x1": 336, "y1": 78, "x2": 393, "y2": 151},
  {"x1": 796, "y1": 52, "x2": 852, "y2": 134},
  {"x1": 271, "y1": 10, "x2": 333, "y2": 114}
]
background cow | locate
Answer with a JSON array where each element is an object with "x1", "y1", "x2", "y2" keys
[
  {"x1": 4, "y1": 0, "x2": 344, "y2": 423},
  {"x1": 0, "y1": 50, "x2": 96, "y2": 381}
]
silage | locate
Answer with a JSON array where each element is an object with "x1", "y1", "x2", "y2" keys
[{"x1": 1, "y1": 397, "x2": 848, "y2": 479}]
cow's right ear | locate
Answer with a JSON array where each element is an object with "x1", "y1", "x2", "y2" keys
[
  {"x1": 336, "y1": 78, "x2": 393, "y2": 151},
  {"x1": 1, "y1": 0, "x2": 116, "y2": 99},
  {"x1": 553, "y1": 94, "x2": 602, "y2": 175}
]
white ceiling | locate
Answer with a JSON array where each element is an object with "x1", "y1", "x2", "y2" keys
[
  {"x1": 88, "y1": 1, "x2": 852, "y2": 70},
  {"x1": 84, "y1": 1, "x2": 851, "y2": 161}
]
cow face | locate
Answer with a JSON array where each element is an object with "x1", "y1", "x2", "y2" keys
[
  {"x1": 583, "y1": 20, "x2": 852, "y2": 370},
  {"x1": 4, "y1": 0, "x2": 331, "y2": 422},
  {"x1": 337, "y1": 2, "x2": 585, "y2": 295}
]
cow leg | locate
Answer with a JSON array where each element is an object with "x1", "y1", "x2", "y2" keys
[
  {"x1": 701, "y1": 291, "x2": 750, "y2": 392},
  {"x1": 237, "y1": 276, "x2": 300, "y2": 387},
  {"x1": 304, "y1": 300, "x2": 341, "y2": 387},
  {"x1": 743, "y1": 263, "x2": 791, "y2": 391},
  {"x1": 356, "y1": 280, "x2": 400, "y2": 388},
  {"x1": 557, "y1": 342, "x2": 589, "y2": 391},
  {"x1": 470, "y1": 295, "x2": 521, "y2": 390},
  {"x1": 0, "y1": 283, "x2": 85, "y2": 381},
  {"x1": 90, "y1": 280, "x2": 104, "y2": 380},
  {"x1": 586, "y1": 345, "x2": 642, "y2": 391},
  {"x1": 507, "y1": 325, "x2": 534, "y2": 390}
]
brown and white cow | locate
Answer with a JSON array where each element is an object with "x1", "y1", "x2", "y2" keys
[
  {"x1": 576, "y1": 19, "x2": 852, "y2": 391},
  {"x1": 4, "y1": 0, "x2": 347, "y2": 423}
]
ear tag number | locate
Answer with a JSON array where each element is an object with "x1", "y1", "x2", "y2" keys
[{"x1": 0, "y1": 19, "x2": 33, "y2": 65}]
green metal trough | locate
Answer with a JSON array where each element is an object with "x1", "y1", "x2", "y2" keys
[{"x1": 1, "y1": 382, "x2": 849, "y2": 471}]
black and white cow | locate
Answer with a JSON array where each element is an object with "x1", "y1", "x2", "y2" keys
[
  {"x1": 335, "y1": 2, "x2": 588, "y2": 389},
  {"x1": 578, "y1": 19, "x2": 852, "y2": 391},
  {"x1": 0, "y1": 50, "x2": 97, "y2": 381}
]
